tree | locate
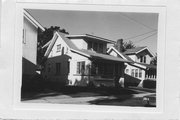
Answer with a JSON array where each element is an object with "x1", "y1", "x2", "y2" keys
[
  {"x1": 114, "y1": 40, "x2": 136, "y2": 52},
  {"x1": 37, "y1": 26, "x2": 69, "y2": 66},
  {"x1": 123, "y1": 41, "x2": 136, "y2": 50},
  {"x1": 150, "y1": 53, "x2": 157, "y2": 65}
]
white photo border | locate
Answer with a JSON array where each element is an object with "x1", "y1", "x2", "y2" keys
[{"x1": 2, "y1": 0, "x2": 178, "y2": 119}]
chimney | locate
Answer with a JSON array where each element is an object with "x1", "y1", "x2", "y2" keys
[{"x1": 116, "y1": 39, "x2": 123, "y2": 52}]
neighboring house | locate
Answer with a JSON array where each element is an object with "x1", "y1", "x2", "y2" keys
[
  {"x1": 42, "y1": 32, "x2": 130, "y2": 87},
  {"x1": 107, "y1": 39, "x2": 156, "y2": 84},
  {"x1": 22, "y1": 10, "x2": 45, "y2": 78}
]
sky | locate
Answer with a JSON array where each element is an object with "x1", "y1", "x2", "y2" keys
[{"x1": 28, "y1": 9, "x2": 158, "y2": 54}]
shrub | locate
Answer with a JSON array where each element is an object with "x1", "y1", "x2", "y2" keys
[{"x1": 143, "y1": 79, "x2": 156, "y2": 89}]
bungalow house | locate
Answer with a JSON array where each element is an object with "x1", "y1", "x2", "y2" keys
[
  {"x1": 42, "y1": 32, "x2": 130, "y2": 87},
  {"x1": 107, "y1": 39, "x2": 156, "y2": 87},
  {"x1": 22, "y1": 10, "x2": 45, "y2": 79}
]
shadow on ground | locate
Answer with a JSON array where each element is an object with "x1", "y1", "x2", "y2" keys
[
  {"x1": 21, "y1": 86, "x2": 142, "y2": 101},
  {"x1": 88, "y1": 95, "x2": 144, "y2": 106}
]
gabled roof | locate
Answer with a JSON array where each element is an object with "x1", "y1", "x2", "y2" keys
[
  {"x1": 23, "y1": 10, "x2": 45, "y2": 31},
  {"x1": 42, "y1": 40, "x2": 51, "y2": 49},
  {"x1": 130, "y1": 62, "x2": 156, "y2": 70},
  {"x1": 107, "y1": 46, "x2": 156, "y2": 70},
  {"x1": 43, "y1": 32, "x2": 91, "y2": 57},
  {"x1": 58, "y1": 32, "x2": 79, "y2": 51},
  {"x1": 136, "y1": 62, "x2": 156, "y2": 69},
  {"x1": 43, "y1": 32, "x2": 130, "y2": 63},
  {"x1": 123, "y1": 46, "x2": 146, "y2": 55},
  {"x1": 65, "y1": 34, "x2": 116, "y2": 44},
  {"x1": 107, "y1": 46, "x2": 133, "y2": 62},
  {"x1": 123, "y1": 46, "x2": 154, "y2": 57}
]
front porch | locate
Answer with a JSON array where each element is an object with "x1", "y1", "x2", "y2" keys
[
  {"x1": 145, "y1": 68, "x2": 156, "y2": 80},
  {"x1": 87, "y1": 59, "x2": 125, "y2": 87}
]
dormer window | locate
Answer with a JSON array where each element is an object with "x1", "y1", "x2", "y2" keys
[
  {"x1": 93, "y1": 42, "x2": 98, "y2": 51},
  {"x1": 88, "y1": 41, "x2": 93, "y2": 50},
  {"x1": 87, "y1": 41, "x2": 105, "y2": 53},
  {"x1": 140, "y1": 56, "x2": 143, "y2": 62},
  {"x1": 140, "y1": 56, "x2": 146, "y2": 63},
  {"x1": 57, "y1": 44, "x2": 61, "y2": 52},
  {"x1": 99, "y1": 43, "x2": 103, "y2": 53},
  {"x1": 144, "y1": 56, "x2": 146, "y2": 63}
]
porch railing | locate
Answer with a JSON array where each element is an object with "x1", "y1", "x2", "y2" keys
[{"x1": 145, "y1": 75, "x2": 156, "y2": 80}]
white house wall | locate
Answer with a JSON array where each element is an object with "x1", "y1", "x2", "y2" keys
[
  {"x1": 68, "y1": 51, "x2": 91, "y2": 85},
  {"x1": 145, "y1": 54, "x2": 151, "y2": 64},
  {"x1": 44, "y1": 34, "x2": 91, "y2": 86},
  {"x1": 44, "y1": 51, "x2": 91, "y2": 86},
  {"x1": 23, "y1": 17, "x2": 38, "y2": 75},
  {"x1": 108, "y1": 49, "x2": 146, "y2": 80},
  {"x1": 23, "y1": 17, "x2": 37, "y2": 64},
  {"x1": 136, "y1": 53, "x2": 152, "y2": 64},
  {"x1": 125, "y1": 64, "x2": 145, "y2": 80},
  {"x1": 128, "y1": 55, "x2": 136, "y2": 61}
]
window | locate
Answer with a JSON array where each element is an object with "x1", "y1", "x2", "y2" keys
[
  {"x1": 22, "y1": 29, "x2": 26, "y2": 44},
  {"x1": 93, "y1": 42, "x2": 98, "y2": 51},
  {"x1": 67, "y1": 61, "x2": 70, "y2": 74},
  {"x1": 131, "y1": 69, "x2": 135, "y2": 77},
  {"x1": 140, "y1": 56, "x2": 143, "y2": 62},
  {"x1": 144, "y1": 56, "x2": 146, "y2": 63},
  {"x1": 135, "y1": 69, "x2": 138, "y2": 77},
  {"x1": 88, "y1": 41, "x2": 93, "y2": 50},
  {"x1": 140, "y1": 56, "x2": 146, "y2": 63},
  {"x1": 57, "y1": 44, "x2": 61, "y2": 52},
  {"x1": 56, "y1": 63, "x2": 61, "y2": 75},
  {"x1": 61, "y1": 47, "x2": 64, "y2": 55},
  {"x1": 99, "y1": 43, "x2": 103, "y2": 53},
  {"x1": 77, "y1": 61, "x2": 85, "y2": 74},
  {"x1": 66, "y1": 47, "x2": 69, "y2": 54},
  {"x1": 126, "y1": 69, "x2": 129, "y2": 74},
  {"x1": 139, "y1": 69, "x2": 142, "y2": 78}
]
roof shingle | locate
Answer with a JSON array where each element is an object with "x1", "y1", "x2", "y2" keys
[{"x1": 79, "y1": 49, "x2": 130, "y2": 62}]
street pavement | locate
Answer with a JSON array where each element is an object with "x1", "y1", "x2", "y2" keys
[{"x1": 22, "y1": 88, "x2": 155, "y2": 106}]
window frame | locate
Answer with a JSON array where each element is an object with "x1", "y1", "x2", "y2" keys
[
  {"x1": 93, "y1": 42, "x2": 98, "y2": 51},
  {"x1": 76, "y1": 61, "x2": 85, "y2": 75},
  {"x1": 139, "y1": 69, "x2": 142, "y2": 78},
  {"x1": 99, "y1": 43, "x2": 103, "y2": 53},
  {"x1": 131, "y1": 69, "x2": 135, "y2": 77},
  {"x1": 56, "y1": 63, "x2": 61, "y2": 75},
  {"x1": 125, "y1": 69, "x2": 129, "y2": 74},
  {"x1": 135, "y1": 69, "x2": 138, "y2": 77},
  {"x1": 56, "y1": 44, "x2": 61, "y2": 52}
]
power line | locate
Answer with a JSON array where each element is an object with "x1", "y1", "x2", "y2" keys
[
  {"x1": 124, "y1": 30, "x2": 157, "y2": 40},
  {"x1": 134, "y1": 32, "x2": 157, "y2": 43},
  {"x1": 120, "y1": 13, "x2": 157, "y2": 31}
]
